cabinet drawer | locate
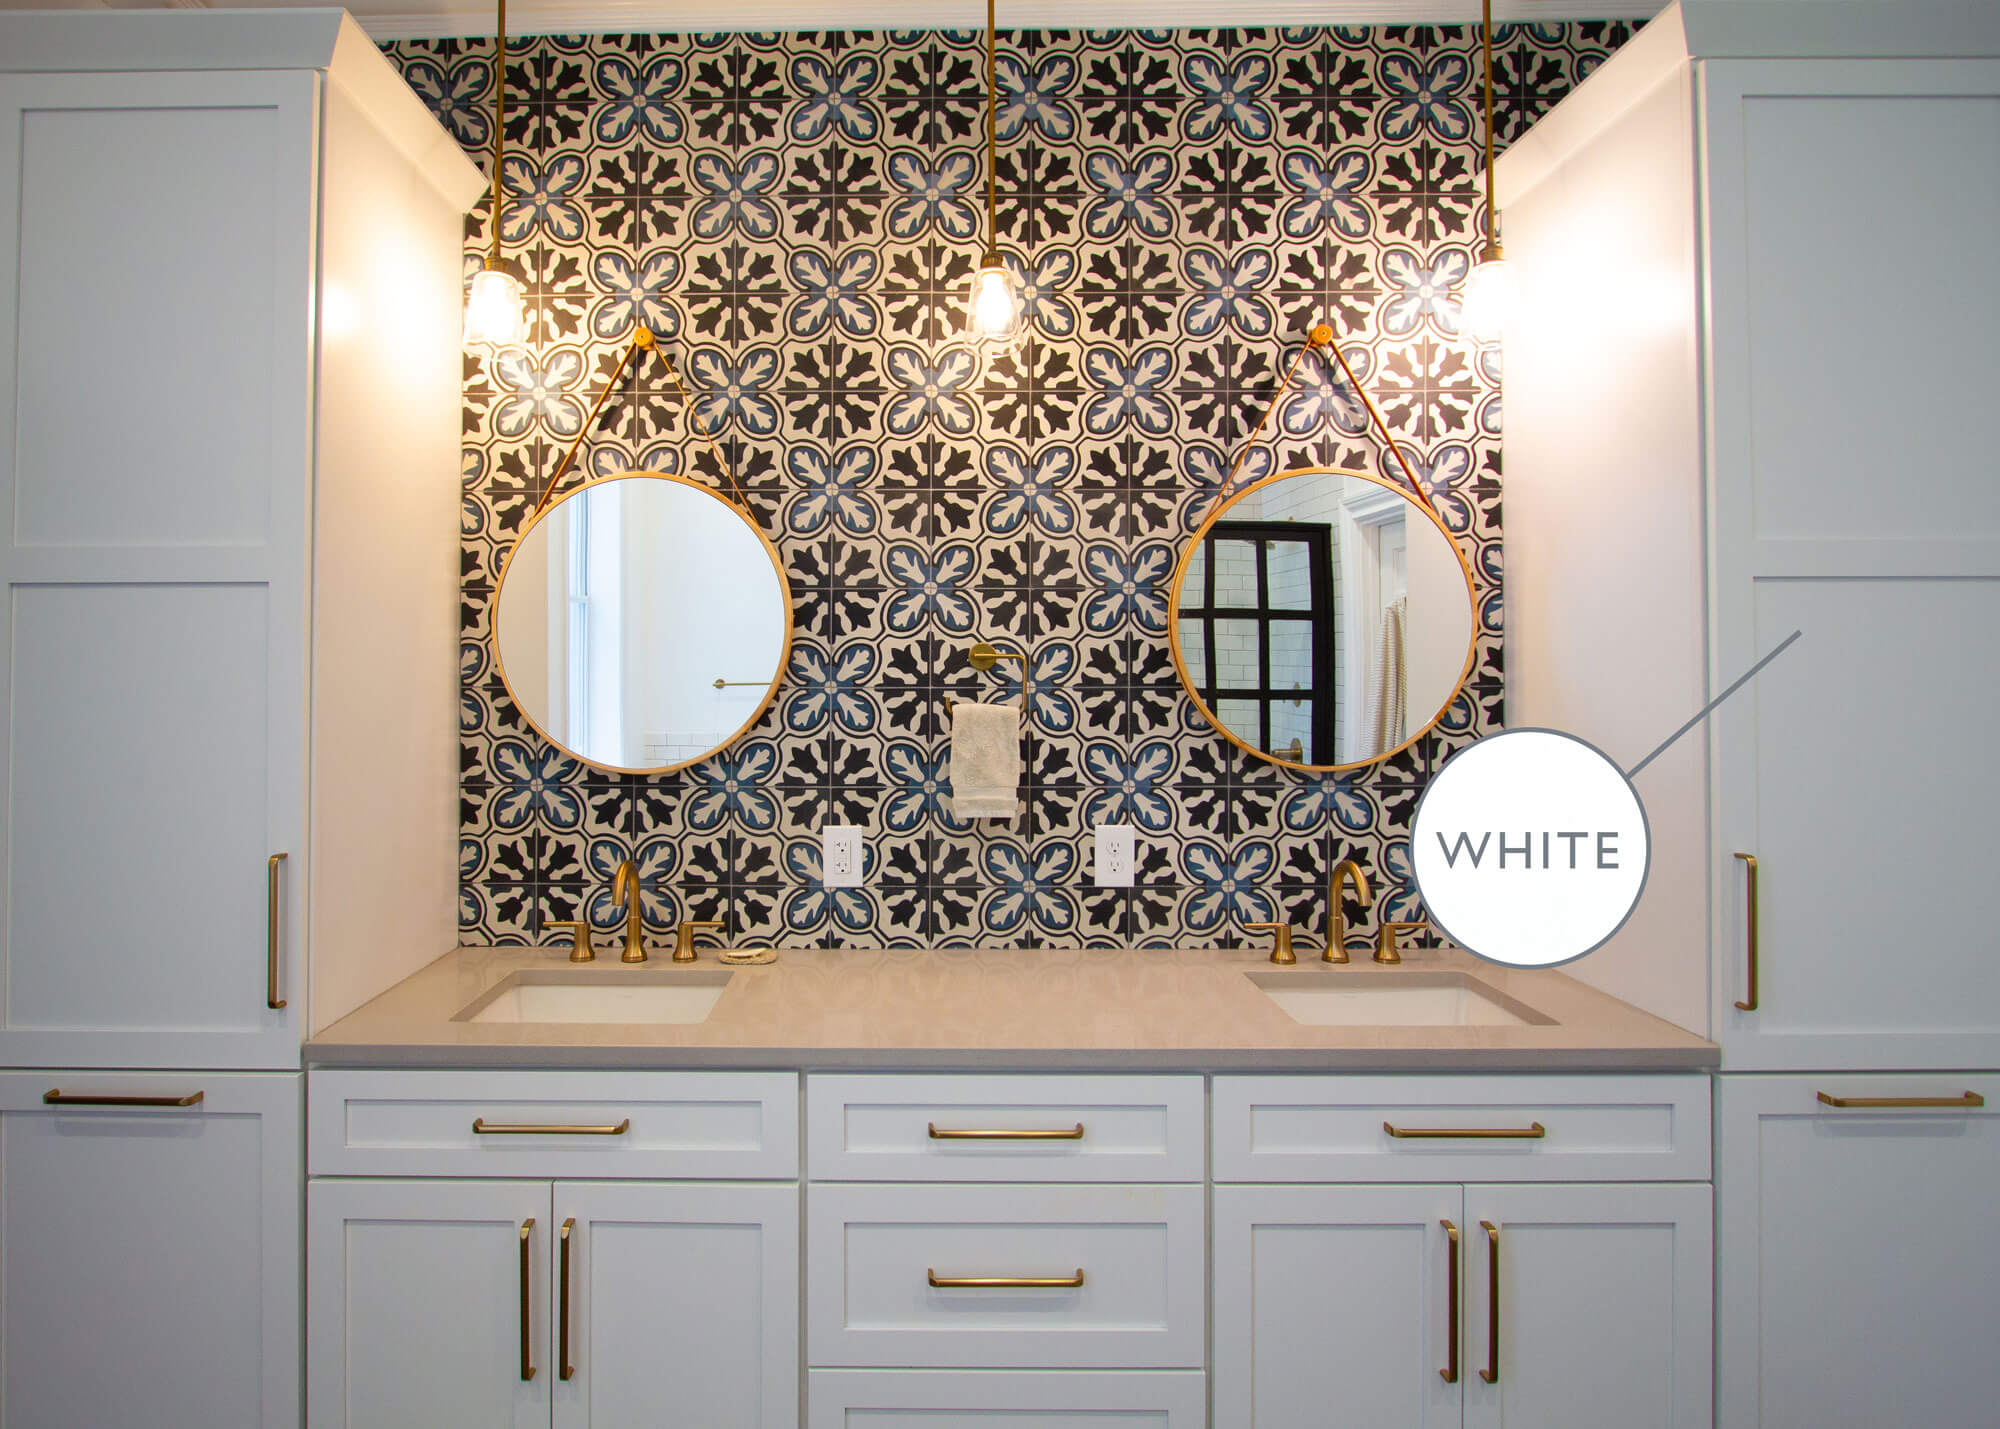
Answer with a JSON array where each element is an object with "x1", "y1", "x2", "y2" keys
[
  {"x1": 806, "y1": 1183, "x2": 1205, "y2": 1369},
  {"x1": 307, "y1": 1070, "x2": 797, "y2": 1179},
  {"x1": 807, "y1": 1074, "x2": 1203, "y2": 1182},
  {"x1": 808, "y1": 1370, "x2": 1207, "y2": 1426},
  {"x1": 1213, "y1": 1074, "x2": 1710, "y2": 1182}
]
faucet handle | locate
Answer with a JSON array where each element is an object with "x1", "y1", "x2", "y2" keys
[
  {"x1": 1246, "y1": 921, "x2": 1297, "y2": 966},
  {"x1": 546, "y1": 920, "x2": 593, "y2": 963},
  {"x1": 1377, "y1": 919, "x2": 1427, "y2": 965},
  {"x1": 674, "y1": 919, "x2": 725, "y2": 963}
]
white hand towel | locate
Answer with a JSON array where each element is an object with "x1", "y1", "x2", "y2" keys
[{"x1": 947, "y1": 701, "x2": 1022, "y2": 820}]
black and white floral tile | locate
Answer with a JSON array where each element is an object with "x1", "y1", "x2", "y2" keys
[{"x1": 386, "y1": 20, "x2": 1632, "y2": 950}]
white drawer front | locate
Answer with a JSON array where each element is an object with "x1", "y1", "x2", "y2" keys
[
  {"x1": 808, "y1": 1370, "x2": 1207, "y2": 1426},
  {"x1": 1213, "y1": 1074, "x2": 1710, "y2": 1183},
  {"x1": 308, "y1": 1070, "x2": 797, "y2": 1179},
  {"x1": 806, "y1": 1184, "x2": 1205, "y2": 1369},
  {"x1": 807, "y1": 1074, "x2": 1203, "y2": 1182}
]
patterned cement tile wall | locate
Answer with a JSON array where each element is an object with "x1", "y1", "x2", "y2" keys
[{"x1": 384, "y1": 20, "x2": 1634, "y2": 950}]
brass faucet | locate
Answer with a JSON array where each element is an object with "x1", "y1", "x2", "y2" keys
[
  {"x1": 1247, "y1": 921, "x2": 1297, "y2": 965},
  {"x1": 1325, "y1": 859, "x2": 1373, "y2": 964},
  {"x1": 1377, "y1": 919, "x2": 1428, "y2": 965},
  {"x1": 674, "y1": 919, "x2": 724, "y2": 963},
  {"x1": 610, "y1": 860, "x2": 647, "y2": 963}
]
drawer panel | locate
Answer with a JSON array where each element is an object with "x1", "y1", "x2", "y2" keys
[
  {"x1": 806, "y1": 1184, "x2": 1205, "y2": 1369},
  {"x1": 807, "y1": 1074, "x2": 1203, "y2": 1182},
  {"x1": 308, "y1": 1070, "x2": 797, "y2": 1179},
  {"x1": 1213, "y1": 1073, "x2": 1710, "y2": 1183},
  {"x1": 808, "y1": 1370, "x2": 1207, "y2": 1427}
]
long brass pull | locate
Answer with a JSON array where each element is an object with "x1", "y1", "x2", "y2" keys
[
  {"x1": 1733, "y1": 852, "x2": 1758, "y2": 1011},
  {"x1": 1816, "y1": 1090, "x2": 1984, "y2": 1110},
  {"x1": 1385, "y1": 1122, "x2": 1546, "y2": 1140},
  {"x1": 1440, "y1": 1219, "x2": 1460, "y2": 1384},
  {"x1": 519, "y1": 1219, "x2": 536, "y2": 1382},
  {"x1": 266, "y1": 853, "x2": 288, "y2": 1010},
  {"x1": 559, "y1": 1217, "x2": 576, "y2": 1382},
  {"x1": 1478, "y1": 1221, "x2": 1499, "y2": 1385},
  {"x1": 927, "y1": 1122, "x2": 1085, "y2": 1141},
  {"x1": 43, "y1": 1089, "x2": 203, "y2": 1108},
  {"x1": 473, "y1": 1118, "x2": 631, "y2": 1136},
  {"x1": 927, "y1": 1269, "x2": 1086, "y2": 1288}
]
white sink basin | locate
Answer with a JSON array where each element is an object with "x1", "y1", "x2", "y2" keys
[
  {"x1": 1248, "y1": 971, "x2": 1552, "y2": 1028},
  {"x1": 456, "y1": 971, "x2": 732, "y2": 1025}
]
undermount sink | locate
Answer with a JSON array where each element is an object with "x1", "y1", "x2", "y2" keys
[
  {"x1": 1248, "y1": 970, "x2": 1554, "y2": 1028},
  {"x1": 456, "y1": 970, "x2": 733, "y2": 1025}
]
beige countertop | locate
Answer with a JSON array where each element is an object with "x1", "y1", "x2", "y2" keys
[{"x1": 306, "y1": 943, "x2": 1717, "y2": 1071}]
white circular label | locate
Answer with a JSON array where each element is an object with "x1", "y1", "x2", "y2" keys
[{"x1": 1410, "y1": 728, "x2": 1650, "y2": 969}]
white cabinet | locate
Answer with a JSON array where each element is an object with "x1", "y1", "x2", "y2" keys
[
  {"x1": 808, "y1": 1370, "x2": 1207, "y2": 1427},
  {"x1": 0, "y1": 10, "x2": 481, "y2": 1068},
  {"x1": 1716, "y1": 1074, "x2": 2000, "y2": 1428},
  {"x1": 0, "y1": 1071, "x2": 301, "y2": 1429}
]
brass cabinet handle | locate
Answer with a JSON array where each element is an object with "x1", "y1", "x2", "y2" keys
[
  {"x1": 44, "y1": 1088, "x2": 203, "y2": 1108},
  {"x1": 1817, "y1": 1090, "x2": 1984, "y2": 1110},
  {"x1": 927, "y1": 1122, "x2": 1085, "y2": 1141},
  {"x1": 927, "y1": 1269, "x2": 1086, "y2": 1288},
  {"x1": 473, "y1": 1118, "x2": 631, "y2": 1136},
  {"x1": 559, "y1": 1217, "x2": 576, "y2": 1382},
  {"x1": 266, "y1": 853, "x2": 289, "y2": 1010},
  {"x1": 519, "y1": 1219, "x2": 536, "y2": 1382},
  {"x1": 1733, "y1": 852, "x2": 1758, "y2": 1011},
  {"x1": 1385, "y1": 1121, "x2": 1546, "y2": 1140},
  {"x1": 1478, "y1": 1221, "x2": 1500, "y2": 1385},
  {"x1": 1440, "y1": 1219, "x2": 1460, "y2": 1384}
]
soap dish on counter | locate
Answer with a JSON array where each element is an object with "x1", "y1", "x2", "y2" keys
[{"x1": 717, "y1": 947, "x2": 778, "y2": 965}]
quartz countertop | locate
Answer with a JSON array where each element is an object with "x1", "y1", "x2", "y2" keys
[{"x1": 305, "y1": 943, "x2": 1717, "y2": 1071}]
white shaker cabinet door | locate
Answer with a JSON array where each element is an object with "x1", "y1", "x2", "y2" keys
[
  {"x1": 1461, "y1": 1183, "x2": 1710, "y2": 1429},
  {"x1": 1213, "y1": 1184, "x2": 1464, "y2": 1429},
  {"x1": 308, "y1": 1178, "x2": 553, "y2": 1429},
  {"x1": 1717, "y1": 1074, "x2": 2000, "y2": 1429},
  {"x1": 552, "y1": 1180, "x2": 799, "y2": 1429},
  {"x1": 0, "y1": 1072, "x2": 300, "y2": 1429},
  {"x1": 0, "y1": 70, "x2": 317, "y2": 1069}
]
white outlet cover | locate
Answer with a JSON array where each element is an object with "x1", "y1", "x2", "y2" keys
[
  {"x1": 823, "y1": 825, "x2": 865, "y2": 888},
  {"x1": 1094, "y1": 823, "x2": 1136, "y2": 888}
]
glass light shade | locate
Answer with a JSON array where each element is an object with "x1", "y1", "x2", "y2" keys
[
  {"x1": 464, "y1": 266, "x2": 528, "y2": 351},
  {"x1": 1459, "y1": 256, "x2": 1518, "y2": 347},
  {"x1": 964, "y1": 258, "x2": 1024, "y2": 350}
]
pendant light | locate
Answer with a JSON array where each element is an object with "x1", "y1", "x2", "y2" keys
[
  {"x1": 963, "y1": 0, "x2": 1024, "y2": 352},
  {"x1": 1460, "y1": 0, "x2": 1518, "y2": 347},
  {"x1": 464, "y1": 0, "x2": 527, "y2": 352}
]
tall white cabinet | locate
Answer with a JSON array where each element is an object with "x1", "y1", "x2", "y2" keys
[
  {"x1": 1498, "y1": 2, "x2": 2000, "y2": 1423},
  {"x1": 0, "y1": 11, "x2": 483, "y2": 1425}
]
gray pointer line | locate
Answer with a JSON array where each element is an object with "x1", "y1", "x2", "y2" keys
[{"x1": 1624, "y1": 629, "x2": 1803, "y2": 780}]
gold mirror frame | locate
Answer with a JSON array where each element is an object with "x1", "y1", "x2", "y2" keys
[
  {"x1": 492, "y1": 470, "x2": 793, "y2": 776},
  {"x1": 1167, "y1": 465, "x2": 1477, "y2": 775}
]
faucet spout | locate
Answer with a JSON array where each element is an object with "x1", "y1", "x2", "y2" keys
[
  {"x1": 1326, "y1": 859, "x2": 1373, "y2": 964},
  {"x1": 611, "y1": 859, "x2": 645, "y2": 963}
]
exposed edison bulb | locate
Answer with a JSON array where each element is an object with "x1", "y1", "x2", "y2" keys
[
  {"x1": 464, "y1": 265, "x2": 528, "y2": 352},
  {"x1": 964, "y1": 254, "x2": 1024, "y2": 350},
  {"x1": 1460, "y1": 254, "x2": 1518, "y2": 347}
]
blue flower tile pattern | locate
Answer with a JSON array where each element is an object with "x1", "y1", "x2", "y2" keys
[{"x1": 388, "y1": 20, "x2": 1636, "y2": 948}]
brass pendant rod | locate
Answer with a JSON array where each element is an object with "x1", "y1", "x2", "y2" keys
[
  {"x1": 1479, "y1": 0, "x2": 1501, "y2": 260},
  {"x1": 661, "y1": 353, "x2": 752, "y2": 510},
  {"x1": 488, "y1": 0, "x2": 507, "y2": 270},
  {"x1": 984, "y1": 0, "x2": 999, "y2": 256},
  {"x1": 531, "y1": 329, "x2": 652, "y2": 516}
]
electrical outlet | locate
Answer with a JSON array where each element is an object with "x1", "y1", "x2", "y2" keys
[
  {"x1": 1095, "y1": 823, "x2": 1136, "y2": 888},
  {"x1": 823, "y1": 825, "x2": 864, "y2": 888}
]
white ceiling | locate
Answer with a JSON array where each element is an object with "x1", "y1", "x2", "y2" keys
[{"x1": 7, "y1": 0, "x2": 1666, "y2": 41}]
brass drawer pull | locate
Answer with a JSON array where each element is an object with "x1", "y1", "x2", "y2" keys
[
  {"x1": 1733, "y1": 852, "x2": 1758, "y2": 1011},
  {"x1": 1440, "y1": 1219, "x2": 1460, "y2": 1384},
  {"x1": 267, "y1": 853, "x2": 289, "y2": 1011},
  {"x1": 1479, "y1": 1221, "x2": 1500, "y2": 1385},
  {"x1": 44, "y1": 1089, "x2": 203, "y2": 1108},
  {"x1": 559, "y1": 1217, "x2": 577, "y2": 1382},
  {"x1": 1816, "y1": 1091, "x2": 1984, "y2": 1110},
  {"x1": 473, "y1": 1118, "x2": 632, "y2": 1136},
  {"x1": 927, "y1": 1122, "x2": 1085, "y2": 1141},
  {"x1": 518, "y1": 1218, "x2": 536, "y2": 1383},
  {"x1": 927, "y1": 1269, "x2": 1086, "y2": 1289},
  {"x1": 1385, "y1": 1121, "x2": 1546, "y2": 1140}
]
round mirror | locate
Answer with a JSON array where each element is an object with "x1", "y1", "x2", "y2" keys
[
  {"x1": 1168, "y1": 467, "x2": 1475, "y2": 771},
  {"x1": 493, "y1": 472, "x2": 791, "y2": 774}
]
